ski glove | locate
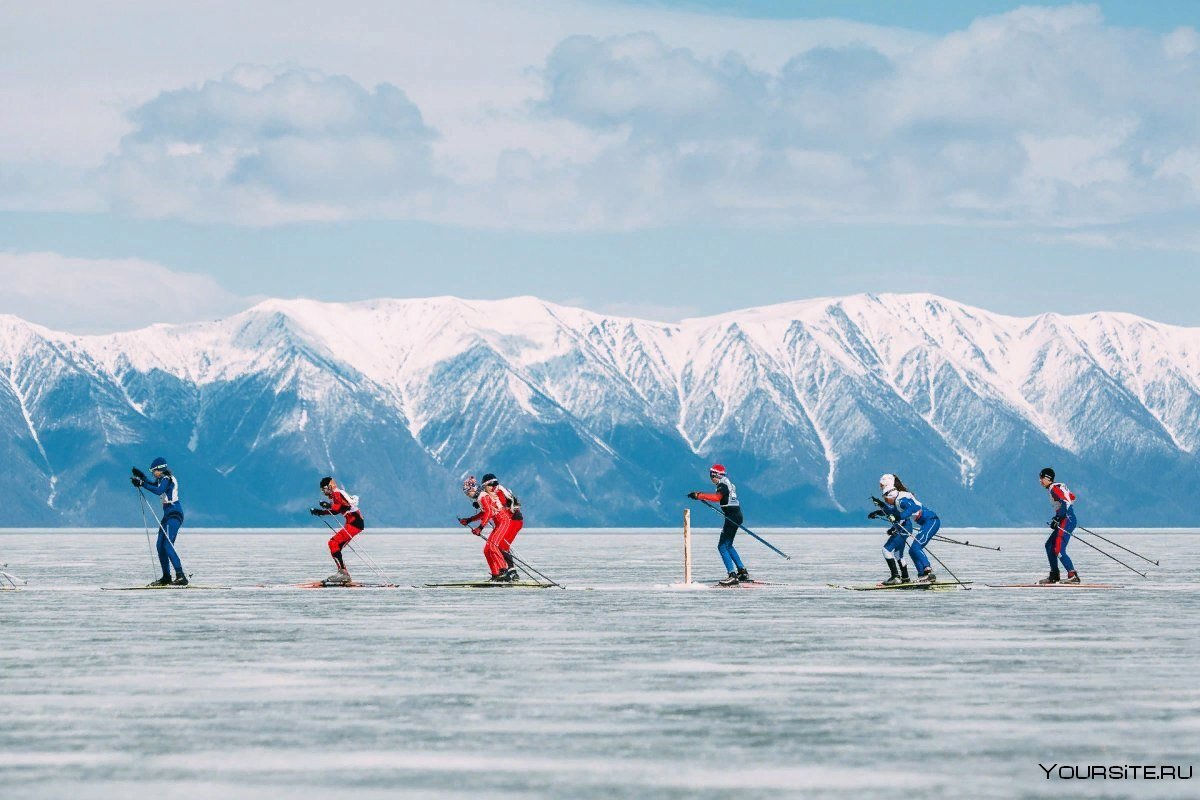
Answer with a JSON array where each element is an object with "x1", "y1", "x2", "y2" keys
[
  {"x1": 457, "y1": 517, "x2": 471, "y2": 526},
  {"x1": 687, "y1": 492, "x2": 699, "y2": 500},
  {"x1": 309, "y1": 508, "x2": 324, "y2": 516},
  {"x1": 130, "y1": 476, "x2": 145, "y2": 488},
  {"x1": 471, "y1": 526, "x2": 484, "y2": 536},
  {"x1": 319, "y1": 500, "x2": 331, "y2": 510},
  {"x1": 867, "y1": 510, "x2": 885, "y2": 520}
]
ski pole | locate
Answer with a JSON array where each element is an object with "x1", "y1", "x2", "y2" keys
[
  {"x1": 1067, "y1": 532, "x2": 1148, "y2": 578},
  {"x1": 1075, "y1": 526, "x2": 1159, "y2": 567},
  {"x1": 472, "y1": 527, "x2": 563, "y2": 588},
  {"x1": 315, "y1": 515, "x2": 395, "y2": 586},
  {"x1": 932, "y1": 534, "x2": 1001, "y2": 552},
  {"x1": 504, "y1": 546, "x2": 563, "y2": 589},
  {"x1": 899, "y1": 526, "x2": 970, "y2": 590},
  {"x1": 134, "y1": 485, "x2": 161, "y2": 577},
  {"x1": 697, "y1": 500, "x2": 792, "y2": 560}
]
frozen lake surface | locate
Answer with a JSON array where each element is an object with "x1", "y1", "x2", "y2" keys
[{"x1": 1, "y1": 530, "x2": 1197, "y2": 799}]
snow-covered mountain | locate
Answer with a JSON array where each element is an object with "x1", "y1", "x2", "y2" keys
[{"x1": 2, "y1": 293, "x2": 1197, "y2": 526}]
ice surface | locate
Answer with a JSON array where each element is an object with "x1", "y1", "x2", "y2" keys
[{"x1": 0, "y1": 530, "x2": 1196, "y2": 799}]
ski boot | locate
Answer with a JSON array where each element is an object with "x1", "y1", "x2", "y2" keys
[
  {"x1": 919, "y1": 568, "x2": 937, "y2": 584},
  {"x1": 323, "y1": 570, "x2": 352, "y2": 586},
  {"x1": 883, "y1": 559, "x2": 902, "y2": 585},
  {"x1": 504, "y1": 568, "x2": 520, "y2": 582},
  {"x1": 1063, "y1": 571, "x2": 1081, "y2": 584},
  {"x1": 1037, "y1": 572, "x2": 1061, "y2": 585},
  {"x1": 882, "y1": 575, "x2": 904, "y2": 586},
  {"x1": 489, "y1": 571, "x2": 509, "y2": 582},
  {"x1": 172, "y1": 574, "x2": 189, "y2": 587},
  {"x1": 899, "y1": 564, "x2": 911, "y2": 584},
  {"x1": 736, "y1": 567, "x2": 752, "y2": 583},
  {"x1": 149, "y1": 575, "x2": 172, "y2": 587},
  {"x1": 717, "y1": 571, "x2": 740, "y2": 587}
]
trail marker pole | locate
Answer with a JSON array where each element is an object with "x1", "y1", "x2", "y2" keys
[{"x1": 683, "y1": 509, "x2": 692, "y2": 585}]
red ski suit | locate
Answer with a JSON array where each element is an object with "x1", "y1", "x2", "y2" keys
[
  {"x1": 472, "y1": 489, "x2": 523, "y2": 576},
  {"x1": 321, "y1": 489, "x2": 364, "y2": 560}
]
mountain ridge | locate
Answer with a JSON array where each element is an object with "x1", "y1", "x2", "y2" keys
[{"x1": 1, "y1": 292, "x2": 1197, "y2": 526}]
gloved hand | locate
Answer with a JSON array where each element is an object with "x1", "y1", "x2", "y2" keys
[
  {"x1": 319, "y1": 501, "x2": 331, "y2": 510},
  {"x1": 867, "y1": 510, "x2": 885, "y2": 520},
  {"x1": 471, "y1": 526, "x2": 483, "y2": 537},
  {"x1": 130, "y1": 476, "x2": 144, "y2": 488},
  {"x1": 131, "y1": 467, "x2": 147, "y2": 482},
  {"x1": 870, "y1": 495, "x2": 886, "y2": 509},
  {"x1": 687, "y1": 492, "x2": 699, "y2": 500},
  {"x1": 309, "y1": 508, "x2": 323, "y2": 516},
  {"x1": 1048, "y1": 520, "x2": 1059, "y2": 531},
  {"x1": 457, "y1": 517, "x2": 471, "y2": 526}
]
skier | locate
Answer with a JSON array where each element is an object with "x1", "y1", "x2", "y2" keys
[
  {"x1": 310, "y1": 477, "x2": 365, "y2": 585},
  {"x1": 877, "y1": 473, "x2": 940, "y2": 583},
  {"x1": 868, "y1": 475, "x2": 911, "y2": 585},
  {"x1": 1038, "y1": 467, "x2": 1080, "y2": 584},
  {"x1": 458, "y1": 474, "x2": 518, "y2": 582},
  {"x1": 131, "y1": 457, "x2": 187, "y2": 586},
  {"x1": 486, "y1": 474, "x2": 524, "y2": 581},
  {"x1": 688, "y1": 464, "x2": 751, "y2": 586}
]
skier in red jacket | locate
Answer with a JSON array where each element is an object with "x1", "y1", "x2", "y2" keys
[
  {"x1": 310, "y1": 476, "x2": 364, "y2": 585},
  {"x1": 459, "y1": 474, "x2": 520, "y2": 582}
]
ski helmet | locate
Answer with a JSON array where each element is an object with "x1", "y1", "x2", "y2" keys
[
  {"x1": 481, "y1": 473, "x2": 499, "y2": 486},
  {"x1": 1039, "y1": 467, "x2": 1055, "y2": 481},
  {"x1": 462, "y1": 476, "x2": 479, "y2": 495},
  {"x1": 150, "y1": 457, "x2": 169, "y2": 471},
  {"x1": 709, "y1": 464, "x2": 726, "y2": 477},
  {"x1": 879, "y1": 473, "x2": 896, "y2": 492},
  {"x1": 320, "y1": 476, "x2": 334, "y2": 489}
]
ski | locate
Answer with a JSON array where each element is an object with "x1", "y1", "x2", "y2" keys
[
  {"x1": 985, "y1": 583, "x2": 1123, "y2": 589},
  {"x1": 422, "y1": 581, "x2": 555, "y2": 589},
  {"x1": 710, "y1": 579, "x2": 782, "y2": 589},
  {"x1": 295, "y1": 580, "x2": 397, "y2": 589},
  {"x1": 829, "y1": 581, "x2": 972, "y2": 592},
  {"x1": 101, "y1": 584, "x2": 231, "y2": 591}
]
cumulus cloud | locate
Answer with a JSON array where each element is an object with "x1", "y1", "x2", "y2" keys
[
  {"x1": 102, "y1": 68, "x2": 444, "y2": 224},
  {"x1": 0, "y1": 252, "x2": 256, "y2": 333},
  {"x1": 5, "y1": 5, "x2": 1200, "y2": 240},
  {"x1": 529, "y1": 7, "x2": 1200, "y2": 229}
]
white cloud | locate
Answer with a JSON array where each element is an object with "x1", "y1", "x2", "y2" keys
[
  {"x1": 0, "y1": 252, "x2": 256, "y2": 333},
  {"x1": 2, "y1": 3, "x2": 1200, "y2": 240}
]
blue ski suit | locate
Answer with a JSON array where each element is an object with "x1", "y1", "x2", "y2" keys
[
  {"x1": 892, "y1": 492, "x2": 940, "y2": 575},
  {"x1": 1046, "y1": 482, "x2": 1077, "y2": 577},
  {"x1": 142, "y1": 473, "x2": 185, "y2": 579}
]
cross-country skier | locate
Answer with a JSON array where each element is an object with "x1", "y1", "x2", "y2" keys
[
  {"x1": 868, "y1": 475, "x2": 911, "y2": 585},
  {"x1": 131, "y1": 457, "x2": 187, "y2": 586},
  {"x1": 876, "y1": 473, "x2": 940, "y2": 583},
  {"x1": 1038, "y1": 467, "x2": 1080, "y2": 584},
  {"x1": 310, "y1": 477, "x2": 364, "y2": 585},
  {"x1": 487, "y1": 474, "x2": 523, "y2": 581},
  {"x1": 688, "y1": 464, "x2": 750, "y2": 586},
  {"x1": 458, "y1": 474, "x2": 518, "y2": 582}
]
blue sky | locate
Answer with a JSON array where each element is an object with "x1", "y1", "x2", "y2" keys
[{"x1": 1, "y1": 0, "x2": 1199, "y2": 331}]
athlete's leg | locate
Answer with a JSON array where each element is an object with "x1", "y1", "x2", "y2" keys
[
  {"x1": 907, "y1": 527, "x2": 931, "y2": 574},
  {"x1": 328, "y1": 528, "x2": 354, "y2": 572},
  {"x1": 161, "y1": 514, "x2": 184, "y2": 575},
  {"x1": 1044, "y1": 531, "x2": 1059, "y2": 577},
  {"x1": 1056, "y1": 519, "x2": 1076, "y2": 574},
  {"x1": 482, "y1": 526, "x2": 507, "y2": 576}
]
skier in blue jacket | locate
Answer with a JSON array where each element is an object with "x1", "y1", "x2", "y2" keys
[
  {"x1": 132, "y1": 457, "x2": 187, "y2": 586},
  {"x1": 868, "y1": 474, "x2": 911, "y2": 585},
  {"x1": 872, "y1": 473, "x2": 940, "y2": 583}
]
